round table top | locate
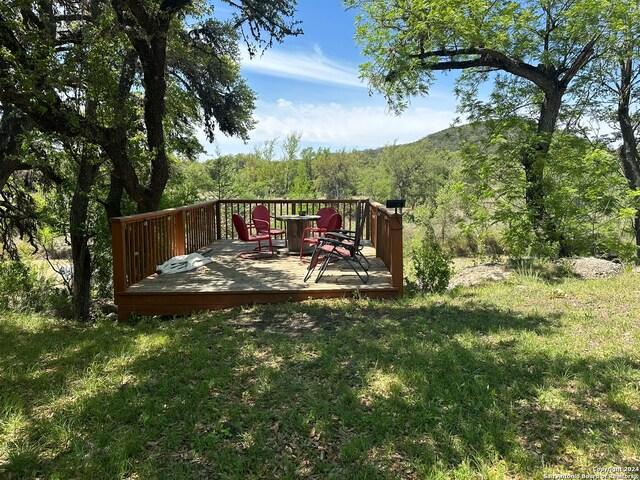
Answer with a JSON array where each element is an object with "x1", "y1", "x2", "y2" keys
[{"x1": 275, "y1": 214, "x2": 321, "y2": 221}]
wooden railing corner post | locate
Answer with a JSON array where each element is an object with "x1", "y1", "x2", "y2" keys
[
  {"x1": 376, "y1": 209, "x2": 385, "y2": 253},
  {"x1": 370, "y1": 206, "x2": 378, "y2": 249},
  {"x1": 175, "y1": 209, "x2": 186, "y2": 255},
  {"x1": 365, "y1": 199, "x2": 372, "y2": 241},
  {"x1": 389, "y1": 214, "x2": 404, "y2": 294},
  {"x1": 110, "y1": 219, "x2": 127, "y2": 297},
  {"x1": 215, "y1": 201, "x2": 222, "y2": 240}
]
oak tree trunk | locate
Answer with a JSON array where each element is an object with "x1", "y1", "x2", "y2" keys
[
  {"x1": 0, "y1": 109, "x2": 29, "y2": 190},
  {"x1": 70, "y1": 156, "x2": 99, "y2": 321},
  {"x1": 616, "y1": 57, "x2": 640, "y2": 257},
  {"x1": 521, "y1": 86, "x2": 566, "y2": 252}
]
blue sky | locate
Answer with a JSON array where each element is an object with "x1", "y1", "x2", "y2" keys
[{"x1": 204, "y1": 2, "x2": 460, "y2": 157}]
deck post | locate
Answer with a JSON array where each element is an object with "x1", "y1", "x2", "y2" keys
[
  {"x1": 389, "y1": 214, "x2": 403, "y2": 294},
  {"x1": 215, "y1": 201, "x2": 222, "y2": 240},
  {"x1": 370, "y1": 204, "x2": 378, "y2": 248},
  {"x1": 376, "y1": 208, "x2": 385, "y2": 257},
  {"x1": 174, "y1": 209, "x2": 186, "y2": 255},
  {"x1": 365, "y1": 199, "x2": 371, "y2": 241}
]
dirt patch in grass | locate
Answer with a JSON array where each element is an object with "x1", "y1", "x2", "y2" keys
[{"x1": 449, "y1": 256, "x2": 625, "y2": 289}]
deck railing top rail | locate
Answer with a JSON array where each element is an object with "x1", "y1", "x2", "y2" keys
[
  {"x1": 369, "y1": 201, "x2": 403, "y2": 218},
  {"x1": 110, "y1": 200, "x2": 218, "y2": 224},
  {"x1": 218, "y1": 199, "x2": 363, "y2": 204}
]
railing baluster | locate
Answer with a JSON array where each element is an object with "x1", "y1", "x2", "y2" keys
[
  {"x1": 126, "y1": 224, "x2": 132, "y2": 284},
  {"x1": 184, "y1": 211, "x2": 189, "y2": 252},
  {"x1": 166, "y1": 216, "x2": 171, "y2": 259},
  {"x1": 161, "y1": 217, "x2": 166, "y2": 264},
  {"x1": 134, "y1": 222, "x2": 140, "y2": 283},
  {"x1": 147, "y1": 219, "x2": 153, "y2": 271},
  {"x1": 224, "y1": 202, "x2": 229, "y2": 239},
  {"x1": 143, "y1": 220, "x2": 149, "y2": 277},
  {"x1": 196, "y1": 209, "x2": 200, "y2": 249},
  {"x1": 129, "y1": 224, "x2": 135, "y2": 285},
  {"x1": 188, "y1": 210, "x2": 193, "y2": 251}
]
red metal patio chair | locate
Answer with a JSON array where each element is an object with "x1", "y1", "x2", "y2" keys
[
  {"x1": 251, "y1": 205, "x2": 286, "y2": 245},
  {"x1": 232, "y1": 214, "x2": 275, "y2": 259},
  {"x1": 299, "y1": 212, "x2": 342, "y2": 259},
  {"x1": 299, "y1": 207, "x2": 336, "y2": 241},
  {"x1": 313, "y1": 207, "x2": 338, "y2": 232}
]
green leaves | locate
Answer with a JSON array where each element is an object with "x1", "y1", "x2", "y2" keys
[{"x1": 349, "y1": 0, "x2": 610, "y2": 110}]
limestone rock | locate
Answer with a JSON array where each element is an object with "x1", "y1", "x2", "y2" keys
[
  {"x1": 448, "y1": 263, "x2": 511, "y2": 289},
  {"x1": 569, "y1": 257, "x2": 623, "y2": 279}
]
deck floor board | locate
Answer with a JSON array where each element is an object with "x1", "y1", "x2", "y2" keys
[{"x1": 127, "y1": 240, "x2": 393, "y2": 294}]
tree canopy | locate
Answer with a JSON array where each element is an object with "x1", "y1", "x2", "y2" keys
[
  {"x1": 0, "y1": 0, "x2": 301, "y2": 213},
  {"x1": 348, "y1": 0, "x2": 606, "y2": 113},
  {"x1": 0, "y1": 0, "x2": 301, "y2": 319},
  {"x1": 347, "y1": 0, "x2": 612, "y2": 251}
]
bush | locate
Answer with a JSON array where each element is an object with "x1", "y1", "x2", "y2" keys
[
  {"x1": 0, "y1": 260, "x2": 70, "y2": 315},
  {"x1": 406, "y1": 233, "x2": 453, "y2": 294}
]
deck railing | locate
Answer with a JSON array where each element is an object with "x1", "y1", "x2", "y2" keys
[
  {"x1": 214, "y1": 199, "x2": 368, "y2": 240},
  {"x1": 110, "y1": 199, "x2": 400, "y2": 294},
  {"x1": 369, "y1": 201, "x2": 404, "y2": 292},
  {"x1": 110, "y1": 201, "x2": 217, "y2": 292}
]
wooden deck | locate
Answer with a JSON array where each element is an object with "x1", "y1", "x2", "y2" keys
[
  {"x1": 111, "y1": 199, "x2": 403, "y2": 320},
  {"x1": 117, "y1": 240, "x2": 398, "y2": 319}
]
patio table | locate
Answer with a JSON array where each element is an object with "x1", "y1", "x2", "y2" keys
[{"x1": 275, "y1": 214, "x2": 321, "y2": 255}]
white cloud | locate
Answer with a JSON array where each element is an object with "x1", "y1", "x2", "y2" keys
[
  {"x1": 240, "y1": 44, "x2": 365, "y2": 89},
  {"x1": 202, "y1": 99, "x2": 457, "y2": 157}
]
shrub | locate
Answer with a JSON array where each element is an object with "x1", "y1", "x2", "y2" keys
[
  {"x1": 0, "y1": 260, "x2": 70, "y2": 315},
  {"x1": 406, "y1": 233, "x2": 453, "y2": 294}
]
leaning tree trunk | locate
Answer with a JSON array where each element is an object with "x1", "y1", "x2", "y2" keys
[
  {"x1": 70, "y1": 155, "x2": 99, "y2": 321},
  {"x1": 616, "y1": 56, "x2": 640, "y2": 258},
  {"x1": 109, "y1": 0, "x2": 172, "y2": 214},
  {"x1": 101, "y1": 171, "x2": 124, "y2": 219},
  {"x1": 521, "y1": 86, "x2": 565, "y2": 252}
]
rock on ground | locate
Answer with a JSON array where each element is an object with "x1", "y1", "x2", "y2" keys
[
  {"x1": 569, "y1": 257, "x2": 623, "y2": 279},
  {"x1": 448, "y1": 263, "x2": 511, "y2": 289},
  {"x1": 94, "y1": 298, "x2": 119, "y2": 315}
]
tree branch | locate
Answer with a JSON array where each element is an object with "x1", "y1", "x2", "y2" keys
[
  {"x1": 412, "y1": 46, "x2": 557, "y2": 92},
  {"x1": 160, "y1": 0, "x2": 192, "y2": 13},
  {"x1": 560, "y1": 36, "x2": 599, "y2": 88}
]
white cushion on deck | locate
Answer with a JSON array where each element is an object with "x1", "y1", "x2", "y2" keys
[{"x1": 156, "y1": 253, "x2": 213, "y2": 275}]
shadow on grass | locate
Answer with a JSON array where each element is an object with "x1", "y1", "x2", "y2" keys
[
  {"x1": 1, "y1": 300, "x2": 638, "y2": 479},
  {"x1": 0, "y1": 318, "x2": 141, "y2": 403}
]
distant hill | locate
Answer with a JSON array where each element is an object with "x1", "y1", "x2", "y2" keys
[
  {"x1": 406, "y1": 122, "x2": 490, "y2": 151},
  {"x1": 357, "y1": 122, "x2": 488, "y2": 159}
]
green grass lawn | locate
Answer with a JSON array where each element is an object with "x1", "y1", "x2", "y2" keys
[{"x1": 1, "y1": 272, "x2": 639, "y2": 479}]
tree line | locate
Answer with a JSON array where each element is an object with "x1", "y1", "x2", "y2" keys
[{"x1": 167, "y1": 126, "x2": 635, "y2": 261}]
